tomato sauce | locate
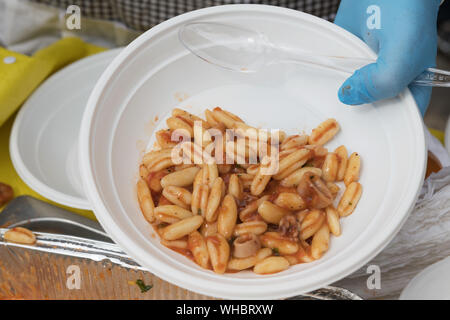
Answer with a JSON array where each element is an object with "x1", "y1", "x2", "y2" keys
[{"x1": 426, "y1": 151, "x2": 442, "y2": 178}]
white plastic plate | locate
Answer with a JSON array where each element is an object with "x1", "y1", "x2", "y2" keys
[
  {"x1": 400, "y1": 256, "x2": 450, "y2": 300},
  {"x1": 10, "y1": 49, "x2": 121, "y2": 210},
  {"x1": 80, "y1": 5, "x2": 426, "y2": 299},
  {"x1": 446, "y1": 115, "x2": 450, "y2": 155}
]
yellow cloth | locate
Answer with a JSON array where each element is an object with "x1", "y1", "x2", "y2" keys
[
  {"x1": 0, "y1": 37, "x2": 104, "y2": 219},
  {"x1": 0, "y1": 37, "x2": 105, "y2": 127}
]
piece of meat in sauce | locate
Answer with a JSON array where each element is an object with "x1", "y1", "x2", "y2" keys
[
  {"x1": 278, "y1": 214, "x2": 301, "y2": 242},
  {"x1": 296, "y1": 173, "x2": 333, "y2": 209}
]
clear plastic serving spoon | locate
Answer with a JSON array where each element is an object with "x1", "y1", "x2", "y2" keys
[{"x1": 179, "y1": 22, "x2": 450, "y2": 87}]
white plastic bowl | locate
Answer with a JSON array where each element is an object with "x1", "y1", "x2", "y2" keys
[{"x1": 80, "y1": 5, "x2": 426, "y2": 299}]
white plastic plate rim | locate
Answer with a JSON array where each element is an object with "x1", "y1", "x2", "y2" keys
[
  {"x1": 80, "y1": 4, "x2": 426, "y2": 299},
  {"x1": 400, "y1": 256, "x2": 450, "y2": 300},
  {"x1": 9, "y1": 49, "x2": 122, "y2": 210}
]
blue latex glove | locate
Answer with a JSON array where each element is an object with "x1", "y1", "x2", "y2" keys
[{"x1": 334, "y1": 0, "x2": 441, "y2": 115}]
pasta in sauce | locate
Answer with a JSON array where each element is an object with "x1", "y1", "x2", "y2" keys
[{"x1": 137, "y1": 107, "x2": 362, "y2": 275}]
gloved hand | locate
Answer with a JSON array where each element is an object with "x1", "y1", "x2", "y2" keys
[{"x1": 334, "y1": 0, "x2": 441, "y2": 115}]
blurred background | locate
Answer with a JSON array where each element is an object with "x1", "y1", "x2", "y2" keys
[{"x1": 428, "y1": 0, "x2": 450, "y2": 131}]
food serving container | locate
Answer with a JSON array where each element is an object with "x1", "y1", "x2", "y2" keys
[{"x1": 79, "y1": 4, "x2": 426, "y2": 299}]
